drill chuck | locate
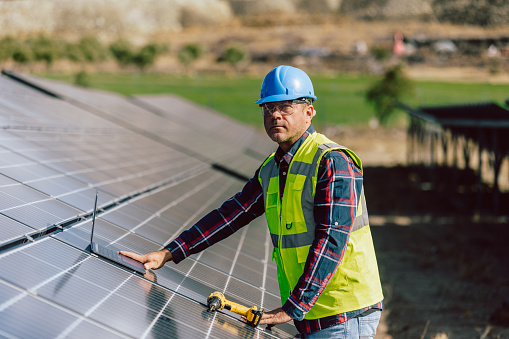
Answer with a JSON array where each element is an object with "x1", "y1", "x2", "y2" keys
[{"x1": 207, "y1": 296, "x2": 222, "y2": 311}]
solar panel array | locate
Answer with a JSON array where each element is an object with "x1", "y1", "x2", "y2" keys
[{"x1": 0, "y1": 70, "x2": 299, "y2": 338}]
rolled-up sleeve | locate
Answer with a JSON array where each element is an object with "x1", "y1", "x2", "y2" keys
[{"x1": 166, "y1": 172, "x2": 265, "y2": 263}]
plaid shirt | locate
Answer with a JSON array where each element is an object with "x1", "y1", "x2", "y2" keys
[{"x1": 166, "y1": 125, "x2": 382, "y2": 334}]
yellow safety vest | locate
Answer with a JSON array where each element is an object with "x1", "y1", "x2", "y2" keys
[{"x1": 258, "y1": 132, "x2": 383, "y2": 319}]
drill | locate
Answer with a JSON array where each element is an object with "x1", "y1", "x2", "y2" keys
[{"x1": 206, "y1": 291, "x2": 264, "y2": 328}]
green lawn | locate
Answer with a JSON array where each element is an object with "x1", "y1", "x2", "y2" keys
[{"x1": 38, "y1": 72, "x2": 509, "y2": 128}]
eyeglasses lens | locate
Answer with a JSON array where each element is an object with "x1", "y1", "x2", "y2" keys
[{"x1": 261, "y1": 102, "x2": 295, "y2": 116}]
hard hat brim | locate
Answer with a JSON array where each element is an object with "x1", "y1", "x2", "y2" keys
[{"x1": 255, "y1": 94, "x2": 317, "y2": 104}]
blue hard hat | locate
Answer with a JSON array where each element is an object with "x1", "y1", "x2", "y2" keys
[{"x1": 255, "y1": 65, "x2": 317, "y2": 104}]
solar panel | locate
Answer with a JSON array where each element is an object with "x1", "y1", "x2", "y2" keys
[
  {"x1": 0, "y1": 71, "x2": 298, "y2": 338},
  {"x1": 131, "y1": 94, "x2": 274, "y2": 152},
  {"x1": 13, "y1": 74, "x2": 246, "y2": 160},
  {"x1": 10, "y1": 73, "x2": 275, "y2": 176}
]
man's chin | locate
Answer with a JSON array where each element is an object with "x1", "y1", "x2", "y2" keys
[{"x1": 270, "y1": 133, "x2": 287, "y2": 143}]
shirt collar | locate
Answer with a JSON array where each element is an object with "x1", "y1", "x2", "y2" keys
[{"x1": 274, "y1": 125, "x2": 315, "y2": 165}]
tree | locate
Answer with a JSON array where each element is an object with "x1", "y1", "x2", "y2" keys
[
  {"x1": 74, "y1": 71, "x2": 90, "y2": 87},
  {"x1": 11, "y1": 42, "x2": 33, "y2": 65},
  {"x1": 365, "y1": 64, "x2": 414, "y2": 125},
  {"x1": 131, "y1": 43, "x2": 169, "y2": 71},
  {"x1": 178, "y1": 43, "x2": 203, "y2": 73},
  {"x1": 109, "y1": 39, "x2": 135, "y2": 67},
  {"x1": 221, "y1": 45, "x2": 247, "y2": 73},
  {"x1": 27, "y1": 35, "x2": 64, "y2": 69},
  {"x1": 65, "y1": 42, "x2": 86, "y2": 64},
  {"x1": 78, "y1": 36, "x2": 108, "y2": 63},
  {"x1": 0, "y1": 37, "x2": 17, "y2": 62}
]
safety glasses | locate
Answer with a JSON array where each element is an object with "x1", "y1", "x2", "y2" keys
[{"x1": 260, "y1": 99, "x2": 310, "y2": 117}]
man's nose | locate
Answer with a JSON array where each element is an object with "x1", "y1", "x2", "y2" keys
[{"x1": 269, "y1": 109, "x2": 283, "y2": 118}]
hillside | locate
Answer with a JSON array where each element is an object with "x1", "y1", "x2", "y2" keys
[{"x1": 2, "y1": 0, "x2": 509, "y2": 39}]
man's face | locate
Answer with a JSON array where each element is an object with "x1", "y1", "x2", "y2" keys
[{"x1": 262, "y1": 100, "x2": 313, "y2": 151}]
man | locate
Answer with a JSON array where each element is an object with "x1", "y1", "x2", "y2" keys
[{"x1": 121, "y1": 65, "x2": 384, "y2": 338}]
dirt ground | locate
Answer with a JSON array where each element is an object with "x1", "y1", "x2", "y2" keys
[{"x1": 335, "y1": 127, "x2": 509, "y2": 339}]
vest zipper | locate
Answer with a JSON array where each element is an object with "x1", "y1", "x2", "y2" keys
[{"x1": 279, "y1": 210, "x2": 288, "y2": 284}]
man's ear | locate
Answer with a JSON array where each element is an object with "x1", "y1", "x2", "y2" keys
[{"x1": 305, "y1": 105, "x2": 314, "y2": 122}]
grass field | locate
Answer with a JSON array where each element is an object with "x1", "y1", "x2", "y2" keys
[{"x1": 38, "y1": 72, "x2": 509, "y2": 128}]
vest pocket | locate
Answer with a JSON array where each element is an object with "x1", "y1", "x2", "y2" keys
[
  {"x1": 292, "y1": 174, "x2": 306, "y2": 191},
  {"x1": 296, "y1": 245, "x2": 311, "y2": 264},
  {"x1": 267, "y1": 192, "x2": 279, "y2": 208},
  {"x1": 265, "y1": 192, "x2": 280, "y2": 235}
]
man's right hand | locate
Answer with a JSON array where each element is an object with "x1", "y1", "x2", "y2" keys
[{"x1": 119, "y1": 249, "x2": 173, "y2": 271}]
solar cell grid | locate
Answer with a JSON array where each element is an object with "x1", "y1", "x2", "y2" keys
[
  {"x1": 0, "y1": 215, "x2": 33, "y2": 244},
  {"x1": 0, "y1": 147, "x2": 33, "y2": 167},
  {"x1": 35, "y1": 199, "x2": 83, "y2": 219},
  {"x1": 0, "y1": 81, "x2": 120, "y2": 131},
  {"x1": 37, "y1": 270, "x2": 112, "y2": 314},
  {"x1": 101, "y1": 205, "x2": 155, "y2": 230},
  {"x1": 232, "y1": 254, "x2": 265, "y2": 287},
  {"x1": 0, "y1": 186, "x2": 27, "y2": 211},
  {"x1": 132, "y1": 95, "x2": 270, "y2": 150},
  {"x1": 62, "y1": 320, "x2": 127, "y2": 339},
  {"x1": 220, "y1": 153, "x2": 265, "y2": 178},
  {"x1": 0, "y1": 132, "x2": 42, "y2": 154},
  {"x1": 0, "y1": 104, "x2": 39, "y2": 126},
  {"x1": 0, "y1": 250, "x2": 65, "y2": 290},
  {"x1": 133, "y1": 216, "x2": 180, "y2": 244},
  {"x1": 56, "y1": 187, "x2": 116, "y2": 212},
  {"x1": 3, "y1": 205, "x2": 66, "y2": 230},
  {"x1": 0, "y1": 175, "x2": 83, "y2": 232},
  {"x1": 26, "y1": 176, "x2": 89, "y2": 197},
  {"x1": 0, "y1": 181, "x2": 53, "y2": 208},
  {"x1": 0, "y1": 135, "x2": 199, "y2": 213},
  {"x1": 187, "y1": 261, "x2": 229, "y2": 291},
  {"x1": 0, "y1": 293, "x2": 83, "y2": 338}
]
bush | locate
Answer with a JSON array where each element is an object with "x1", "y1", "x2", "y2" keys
[
  {"x1": 74, "y1": 71, "x2": 90, "y2": 87},
  {"x1": 11, "y1": 42, "x2": 33, "y2": 64},
  {"x1": 0, "y1": 35, "x2": 168, "y2": 70},
  {"x1": 109, "y1": 39, "x2": 135, "y2": 66},
  {"x1": 78, "y1": 36, "x2": 109, "y2": 63},
  {"x1": 26, "y1": 35, "x2": 64, "y2": 67},
  {"x1": 365, "y1": 64, "x2": 414, "y2": 125},
  {"x1": 131, "y1": 43, "x2": 169, "y2": 71},
  {"x1": 178, "y1": 43, "x2": 203, "y2": 66},
  {"x1": 0, "y1": 37, "x2": 18, "y2": 61},
  {"x1": 222, "y1": 45, "x2": 246, "y2": 68},
  {"x1": 65, "y1": 42, "x2": 86, "y2": 64}
]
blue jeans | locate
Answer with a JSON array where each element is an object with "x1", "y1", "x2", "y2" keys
[{"x1": 302, "y1": 310, "x2": 381, "y2": 339}]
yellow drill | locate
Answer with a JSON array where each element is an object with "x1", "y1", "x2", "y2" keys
[{"x1": 206, "y1": 291, "x2": 264, "y2": 328}]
